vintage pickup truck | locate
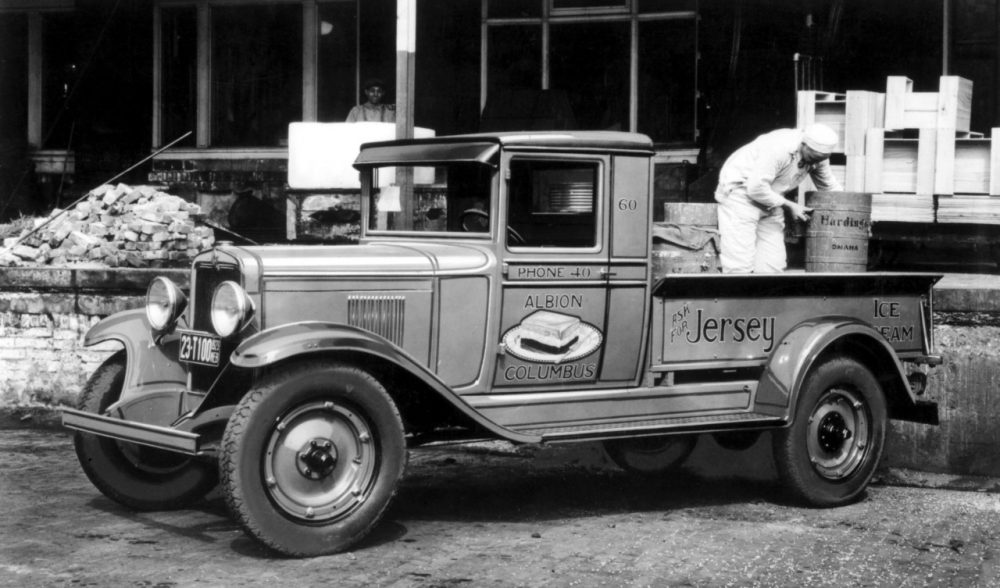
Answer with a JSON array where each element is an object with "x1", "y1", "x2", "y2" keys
[{"x1": 63, "y1": 131, "x2": 941, "y2": 557}]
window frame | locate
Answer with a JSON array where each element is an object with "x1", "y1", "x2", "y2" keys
[
  {"x1": 504, "y1": 154, "x2": 605, "y2": 254},
  {"x1": 482, "y1": 0, "x2": 699, "y2": 145},
  {"x1": 152, "y1": 0, "x2": 355, "y2": 150}
]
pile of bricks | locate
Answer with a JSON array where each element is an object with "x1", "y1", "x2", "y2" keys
[{"x1": 0, "y1": 184, "x2": 215, "y2": 267}]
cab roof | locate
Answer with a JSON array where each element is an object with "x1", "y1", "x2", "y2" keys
[{"x1": 354, "y1": 131, "x2": 654, "y2": 169}]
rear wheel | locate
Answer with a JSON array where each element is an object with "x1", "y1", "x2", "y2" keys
[
  {"x1": 220, "y1": 361, "x2": 406, "y2": 557},
  {"x1": 73, "y1": 351, "x2": 218, "y2": 511},
  {"x1": 773, "y1": 356, "x2": 886, "y2": 506},
  {"x1": 603, "y1": 435, "x2": 698, "y2": 474}
]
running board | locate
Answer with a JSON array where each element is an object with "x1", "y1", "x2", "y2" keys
[
  {"x1": 62, "y1": 408, "x2": 204, "y2": 456},
  {"x1": 514, "y1": 411, "x2": 786, "y2": 443}
]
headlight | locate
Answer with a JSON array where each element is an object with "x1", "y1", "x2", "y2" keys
[
  {"x1": 146, "y1": 277, "x2": 187, "y2": 331},
  {"x1": 211, "y1": 281, "x2": 253, "y2": 337}
]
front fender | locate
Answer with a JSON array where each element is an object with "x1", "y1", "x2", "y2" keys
[
  {"x1": 756, "y1": 316, "x2": 915, "y2": 417},
  {"x1": 83, "y1": 309, "x2": 189, "y2": 419},
  {"x1": 231, "y1": 322, "x2": 540, "y2": 443}
]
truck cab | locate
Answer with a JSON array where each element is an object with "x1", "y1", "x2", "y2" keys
[{"x1": 63, "y1": 132, "x2": 941, "y2": 557}]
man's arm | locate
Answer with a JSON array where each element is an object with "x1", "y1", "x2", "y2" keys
[
  {"x1": 744, "y1": 146, "x2": 792, "y2": 209},
  {"x1": 810, "y1": 160, "x2": 843, "y2": 192}
]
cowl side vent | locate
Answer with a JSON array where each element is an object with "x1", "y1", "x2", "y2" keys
[{"x1": 347, "y1": 295, "x2": 405, "y2": 345}]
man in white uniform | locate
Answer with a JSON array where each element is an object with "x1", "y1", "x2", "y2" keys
[{"x1": 714, "y1": 123, "x2": 842, "y2": 273}]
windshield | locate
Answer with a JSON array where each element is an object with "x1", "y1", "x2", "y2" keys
[{"x1": 366, "y1": 163, "x2": 494, "y2": 235}]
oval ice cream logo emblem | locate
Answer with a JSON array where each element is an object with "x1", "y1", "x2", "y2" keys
[{"x1": 502, "y1": 310, "x2": 603, "y2": 364}]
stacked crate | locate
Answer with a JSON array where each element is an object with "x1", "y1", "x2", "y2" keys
[
  {"x1": 797, "y1": 89, "x2": 885, "y2": 193},
  {"x1": 798, "y1": 75, "x2": 1000, "y2": 225}
]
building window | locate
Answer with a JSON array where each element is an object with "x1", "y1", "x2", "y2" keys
[
  {"x1": 317, "y1": 2, "x2": 358, "y2": 122},
  {"x1": 483, "y1": 0, "x2": 698, "y2": 144},
  {"x1": 550, "y1": 21, "x2": 630, "y2": 131},
  {"x1": 210, "y1": 4, "x2": 302, "y2": 147},
  {"x1": 154, "y1": 0, "x2": 362, "y2": 149},
  {"x1": 161, "y1": 6, "x2": 197, "y2": 147},
  {"x1": 41, "y1": 12, "x2": 77, "y2": 150}
]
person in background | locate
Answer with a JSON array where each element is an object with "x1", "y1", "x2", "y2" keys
[
  {"x1": 714, "y1": 123, "x2": 842, "y2": 273},
  {"x1": 345, "y1": 78, "x2": 396, "y2": 123}
]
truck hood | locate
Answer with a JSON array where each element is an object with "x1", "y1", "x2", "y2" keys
[{"x1": 236, "y1": 241, "x2": 494, "y2": 276}]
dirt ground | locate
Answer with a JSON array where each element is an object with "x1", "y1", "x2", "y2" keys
[{"x1": 3, "y1": 425, "x2": 1000, "y2": 587}]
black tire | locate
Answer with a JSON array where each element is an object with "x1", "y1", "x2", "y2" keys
[
  {"x1": 603, "y1": 434, "x2": 698, "y2": 474},
  {"x1": 773, "y1": 355, "x2": 886, "y2": 507},
  {"x1": 712, "y1": 431, "x2": 762, "y2": 452},
  {"x1": 220, "y1": 361, "x2": 406, "y2": 557},
  {"x1": 73, "y1": 351, "x2": 219, "y2": 511}
]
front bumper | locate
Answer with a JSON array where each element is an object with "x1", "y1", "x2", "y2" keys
[{"x1": 62, "y1": 408, "x2": 205, "y2": 456}]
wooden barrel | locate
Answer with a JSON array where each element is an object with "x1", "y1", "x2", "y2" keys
[{"x1": 804, "y1": 191, "x2": 872, "y2": 272}]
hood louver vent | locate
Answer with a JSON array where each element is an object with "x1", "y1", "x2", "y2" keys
[{"x1": 347, "y1": 295, "x2": 405, "y2": 346}]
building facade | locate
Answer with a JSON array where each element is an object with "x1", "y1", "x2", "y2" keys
[{"x1": 0, "y1": 0, "x2": 991, "y2": 242}]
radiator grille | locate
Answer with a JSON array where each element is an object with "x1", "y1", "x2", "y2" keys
[
  {"x1": 192, "y1": 263, "x2": 241, "y2": 332},
  {"x1": 348, "y1": 295, "x2": 405, "y2": 345},
  {"x1": 189, "y1": 262, "x2": 242, "y2": 391}
]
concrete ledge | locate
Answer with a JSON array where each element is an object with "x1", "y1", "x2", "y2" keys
[
  {"x1": 934, "y1": 273, "x2": 1000, "y2": 312},
  {"x1": 0, "y1": 267, "x2": 188, "y2": 292}
]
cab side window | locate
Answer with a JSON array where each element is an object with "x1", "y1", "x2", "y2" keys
[{"x1": 507, "y1": 159, "x2": 598, "y2": 248}]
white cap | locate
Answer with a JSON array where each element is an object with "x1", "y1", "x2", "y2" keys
[{"x1": 802, "y1": 123, "x2": 838, "y2": 154}]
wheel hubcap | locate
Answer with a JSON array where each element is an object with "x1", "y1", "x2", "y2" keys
[
  {"x1": 297, "y1": 438, "x2": 339, "y2": 480},
  {"x1": 264, "y1": 401, "x2": 377, "y2": 522},
  {"x1": 806, "y1": 388, "x2": 869, "y2": 480}
]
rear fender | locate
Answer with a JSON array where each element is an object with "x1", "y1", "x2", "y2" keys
[
  {"x1": 84, "y1": 309, "x2": 189, "y2": 420},
  {"x1": 756, "y1": 317, "x2": 924, "y2": 421},
  {"x1": 231, "y1": 321, "x2": 539, "y2": 443}
]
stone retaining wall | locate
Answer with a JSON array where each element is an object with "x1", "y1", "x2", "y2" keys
[
  {"x1": 0, "y1": 268, "x2": 186, "y2": 405},
  {"x1": 1, "y1": 267, "x2": 998, "y2": 477}
]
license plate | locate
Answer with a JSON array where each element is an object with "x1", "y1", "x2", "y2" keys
[{"x1": 179, "y1": 331, "x2": 222, "y2": 367}]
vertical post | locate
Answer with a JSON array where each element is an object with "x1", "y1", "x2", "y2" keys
[
  {"x1": 27, "y1": 12, "x2": 43, "y2": 150},
  {"x1": 196, "y1": 2, "x2": 210, "y2": 148},
  {"x1": 303, "y1": 0, "x2": 318, "y2": 122},
  {"x1": 942, "y1": 0, "x2": 950, "y2": 75},
  {"x1": 152, "y1": 6, "x2": 162, "y2": 147},
  {"x1": 395, "y1": 0, "x2": 416, "y2": 141},
  {"x1": 395, "y1": 0, "x2": 416, "y2": 228}
]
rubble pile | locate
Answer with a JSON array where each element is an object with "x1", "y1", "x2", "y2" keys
[{"x1": 0, "y1": 184, "x2": 215, "y2": 268}]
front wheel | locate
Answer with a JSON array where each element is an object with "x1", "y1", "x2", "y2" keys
[
  {"x1": 73, "y1": 351, "x2": 218, "y2": 511},
  {"x1": 773, "y1": 356, "x2": 886, "y2": 507},
  {"x1": 220, "y1": 361, "x2": 406, "y2": 557}
]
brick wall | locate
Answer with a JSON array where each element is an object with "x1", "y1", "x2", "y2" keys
[{"x1": 0, "y1": 267, "x2": 187, "y2": 407}]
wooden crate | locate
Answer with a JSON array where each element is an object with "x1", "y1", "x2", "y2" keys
[
  {"x1": 871, "y1": 193, "x2": 934, "y2": 223},
  {"x1": 933, "y1": 128, "x2": 1000, "y2": 196},
  {"x1": 797, "y1": 91, "x2": 846, "y2": 154},
  {"x1": 844, "y1": 154, "x2": 866, "y2": 191},
  {"x1": 938, "y1": 195, "x2": 1000, "y2": 224},
  {"x1": 663, "y1": 202, "x2": 717, "y2": 227},
  {"x1": 844, "y1": 91, "x2": 885, "y2": 156},
  {"x1": 884, "y1": 76, "x2": 973, "y2": 131},
  {"x1": 864, "y1": 128, "x2": 937, "y2": 195}
]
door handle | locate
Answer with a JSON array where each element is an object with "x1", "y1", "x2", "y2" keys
[{"x1": 600, "y1": 268, "x2": 617, "y2": 278}]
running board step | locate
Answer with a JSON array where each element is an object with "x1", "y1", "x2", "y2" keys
[{"x1": 515, "y1": 412, "x2": 786, "y2": 442}]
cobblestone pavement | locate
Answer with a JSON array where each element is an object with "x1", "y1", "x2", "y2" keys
[{"x1": 3, "y1": 426, "x2": 1000, "y2": 587}]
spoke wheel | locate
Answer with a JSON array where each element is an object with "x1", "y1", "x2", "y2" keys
[
  {"x1": 603, "y1": 435, "x2": 698, "y2": 474},
  {"x1": 773, "y1": 355, "x2": 886, "y2": 507},
  {"x1": 73, "y1": 351, "x2": 218, "y2": 511},
  {"x1": 221, "y1": 361, "x2": 406, "y2": 557}
]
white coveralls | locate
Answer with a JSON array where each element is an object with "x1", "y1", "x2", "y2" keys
[{"x1": 714, "y1": 128, "x2": 843, "y2": 273}]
